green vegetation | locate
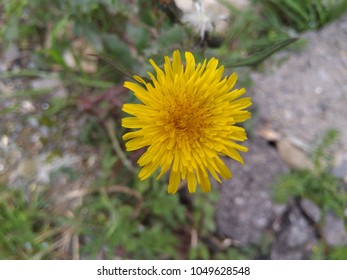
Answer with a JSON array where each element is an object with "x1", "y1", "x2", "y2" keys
[
  {"x1": 253, "y1": 0, "x2": 347, "y2": 31},
  {"x1": 274, "y1": 129, "x2": 346, "y2": 218},
  {"x1": 1, "y1": 0, "x2": 346, "y2": 259},
  {"x1": 273, "y1": 129, "x2": 347, "y2": 259}
]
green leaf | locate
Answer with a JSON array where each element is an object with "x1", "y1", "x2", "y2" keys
[{"x1": 329, "y1": 246, "x2": 347, "y2": 260}]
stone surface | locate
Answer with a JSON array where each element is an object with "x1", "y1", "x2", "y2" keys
[
  {"x1": 323, "y1": 212, "x2": 347, "y2": 247},
  {"x1": 300, "y1": 199, "x2": 321, "y2": 223},
  {"x1": 252, "y1": 13, "x2": 347, "y2": 156},
  {"x1": 218, "y1": 14, "x2": 347, "y2": 257},
  {"x1": 332, "y1": 157, "x2": 347, "y2": 184},
  {"x1": 216, "y1": 136, "x2": 288, "y2": 245},
  {"x1": 271, "y1": 204, "x2": 317, "y2": 260}
]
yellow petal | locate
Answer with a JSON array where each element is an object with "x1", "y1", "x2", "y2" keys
[
  {"x1": 172, "y1": 50, "x2": 182, "y2": 74},
  {"x1": 138, "y1": 161, "x2": 160, "y2": 180},
  {"x1": 214, "y1": 157, "x2": 232, "y2": 179},
  {"x1": 187, "y1": 171, "x2": 197, "y2": 193},
  {"x1": 122, "y1": 117, "x2": 142, "y2": 129},
  {"x1": 184, "y1": 51, "x2": 195, "y2": 78},
  {"x1": 133, "y1": 75, "x2": 147, "y2": 85},
  {"x1": 168, "y1": 171, "x2": 181, "y2": 194}
]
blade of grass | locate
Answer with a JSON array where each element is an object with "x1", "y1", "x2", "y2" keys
[
  {"x1": 0, "y1": 70, "x2": 56, "y2": 78},
  {"x1": 72, "y1": 76, "x2": 115, "y2": 88},
  {"x1": 224, "y1": 37, "x2": 299, "y2": 67},
  {"x1": 285, "y1": 0, "x2": 310, "y2": 22},
  {"x1": 104, "y1": 118, "x2": 135, "y2": 174},
  {"x1": 0, "y1": 88, "x2": 52, "y2": 100},
  {"x1": 87, "y1": 54, "x2": 134, "y2": 81}
]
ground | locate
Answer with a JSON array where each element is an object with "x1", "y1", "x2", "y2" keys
[{"x1": 1, "y1": 10, "x2": 347, "y2": 260}]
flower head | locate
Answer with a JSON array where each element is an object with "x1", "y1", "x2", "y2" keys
[
  {"x1": 180, "y1": 0, "x2": 228, "y2": 40},
  {"x1": 122, "y1": 50, "x2": 251, "y2": 194}
]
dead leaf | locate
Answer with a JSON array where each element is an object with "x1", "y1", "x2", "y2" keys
[
  {"x1": 259, "y1": 123, "x2": 313, "y2": 170},
  {"x1": 259, "y1": 123, "x2": 281, "y2": 141},
  {"x1": 277, "y1": 139, "x2": 314, "y2": 171}
]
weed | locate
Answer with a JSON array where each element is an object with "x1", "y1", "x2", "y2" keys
[{"x1": 274, "y1": 129, "x2": 346, "y2": 217}]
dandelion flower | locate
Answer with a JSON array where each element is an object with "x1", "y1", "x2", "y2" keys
[{"x1": 122, "y1": 50, "x2": 252, "y2": 194}]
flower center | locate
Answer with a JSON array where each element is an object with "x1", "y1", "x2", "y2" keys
[
  {"x1": 172, "y1": 112, "x2": 192, "y2": 131},
  {"x1": 165, "y1": 99, "x2": 212, "y2": 141}
]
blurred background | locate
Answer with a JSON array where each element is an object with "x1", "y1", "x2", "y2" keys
[{"x1": 0, "y1": 0, "x2": 347, "y2": 260}]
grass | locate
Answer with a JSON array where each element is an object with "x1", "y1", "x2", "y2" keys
[
  {"x1": 273, "y1": 129, "x2": 347, "y2": 259},
  {"x1": 0, "y1": 0, "x2": 346, "y2": 259}
]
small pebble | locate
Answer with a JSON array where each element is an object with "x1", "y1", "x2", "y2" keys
[{"x1": 41, "y1": 103, "x2": 50, "y2": 110}]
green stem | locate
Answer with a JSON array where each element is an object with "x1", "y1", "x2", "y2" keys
[{"x1": 105, "y1": 118, "x2": 135, "y2": 174}]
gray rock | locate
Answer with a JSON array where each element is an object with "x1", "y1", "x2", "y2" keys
[
  {"x1": 271, "y1": 204, "x2": 317, "y2": 259},
  {"x1": 251, "y1": 13, "x2": 347, "y2": 158},
  {"x1": 300, "y1": 199, "x2": 321, "y2": 223},
  {"x1": 3, "y1": 43, "x2": 20, "y2": 66},
  {"x1": 216, "y1": 136, "x2": 288, "y2": 245},
  {"x1": 332, "y1": 158, "x2": 347, "y2": 180},
  {"x1": 30, "y1": 76, "x2": 67, "y2": 98},
  {"x1": 323, "y1": 212, "x2": 347, "y2": 247}
]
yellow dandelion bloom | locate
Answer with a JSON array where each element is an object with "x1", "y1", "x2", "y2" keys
[{"x1": 122, "y1": 50, "x2": 252, "y2": 194}]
